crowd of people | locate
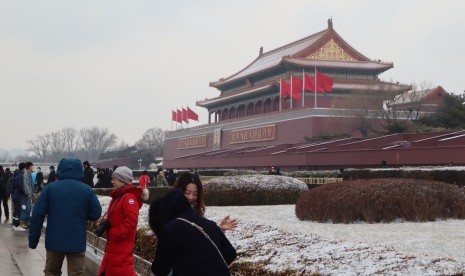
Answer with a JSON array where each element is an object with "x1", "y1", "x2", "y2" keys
[{"x1": 0, "y1": 160, "x2": 238, "y2": 275}]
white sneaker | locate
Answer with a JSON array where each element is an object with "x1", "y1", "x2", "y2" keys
[{"x1": 14, "y1": 226, "x2": 27, "y2": 232}]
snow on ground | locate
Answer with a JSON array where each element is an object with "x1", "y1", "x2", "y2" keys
[{"x1": 98, "y1": 196, "x2": 465, "y2": 275}]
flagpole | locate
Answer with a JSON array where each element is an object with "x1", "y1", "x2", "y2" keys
[
  {"x1": 279, "y1": 78, "x2": 282, "y2": 111},
  {"x1": 302, "y1": 69, "x2": 305, "y2": 108},
  {"x1": 290, "y1": 75, "x2": 293, "y2": 110},
  {"x1": 314, "y1": 67, "x2": 317, "y2": 108},
  {"x1": 186, "y1": 105, "x2": 189, "y2": 128}
]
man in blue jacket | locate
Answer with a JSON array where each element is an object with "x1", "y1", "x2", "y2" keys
[{"x1": 29, "y1": 158, "x2": 102, "y2": 275}]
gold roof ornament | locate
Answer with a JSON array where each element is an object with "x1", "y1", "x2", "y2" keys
[{"x1": 306, "y1": 39, "x2": 357, "y2": 62}]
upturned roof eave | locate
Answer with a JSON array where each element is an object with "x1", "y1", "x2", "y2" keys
[
  {"x1": 198, "y1": 83, "x2": 276, "y2": 108},
  {"x1": 283, "y1": 58, "x2": 393, "y2": 72},
  {"x1": 210, "y1": 29, "x2": 328, "y2": 89}
]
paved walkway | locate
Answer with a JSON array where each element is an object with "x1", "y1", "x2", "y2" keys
[{"x1": 0, "y1": 218, "x2": 68, "y2": 275}]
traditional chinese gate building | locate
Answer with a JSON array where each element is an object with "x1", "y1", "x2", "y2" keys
[{"x1": 163, "y1": 20, "x2": 458, "y2": 170}]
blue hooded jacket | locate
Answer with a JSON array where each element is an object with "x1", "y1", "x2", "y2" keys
[{"x1": 28, "y1": 158, "x2": 102, "y2": 252}]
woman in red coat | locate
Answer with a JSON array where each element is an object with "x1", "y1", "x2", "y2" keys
[{"x1": 98, "y1": 166, "x2": 143, "y2": 276}]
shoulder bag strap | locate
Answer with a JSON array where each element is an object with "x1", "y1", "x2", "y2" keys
[{"x1": 176, "y1": 217, "x2": 229, "y2": 268}]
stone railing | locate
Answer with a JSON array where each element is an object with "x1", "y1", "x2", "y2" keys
[
  {"x1": 86, "y1": 231, "x2": 152, "y2": 276},
  {"x1": 296, "y1": 177, "x2": 343, "y2": 185},
  {"x1": 200, "y1": 175, "x2": 343, "y2": 185}
]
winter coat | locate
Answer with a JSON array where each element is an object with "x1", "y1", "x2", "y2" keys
[
  {"x1": 23, "y1": 171, "x2": 34, "y2": 196},
  {"x1": 47, "y1": 171, "x2": 56, "y2": 184},
  {"x1": 166, "y1": 171, "x2": 176, "y2": 186},
  {"x1": 0, "y1": 169, "x2": 7, "y2": 196},
  {"x1": 156, "y1": 175, "x2": 168, "y2": 187},
  {"x1": 36, "y1": 171, "x2": 44, "y2": 185},
  {"x1": 83, "y1": 167, "x2": 94, "y2": 187},
  {"x1": 98, "y1": 185, "x2": 143, "y2": 276},
  {"x1": 150, "y1": 190, "x2": 236, "y2": 276},
  {"x1": 28, "y1": 158, "x2": 102, "y2": 252},
  {"x1": 139, "y1": 175, "x2": 150, "y2": 189},
  {"x1": 12, "y1": 171, "x2": 24, "y2": 201}
]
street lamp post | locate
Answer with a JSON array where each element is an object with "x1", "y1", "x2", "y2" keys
[{"x1": 138, "y1": 158, "x2": 142, "y2": 170}]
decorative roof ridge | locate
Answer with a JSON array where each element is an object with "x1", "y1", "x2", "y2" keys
[
  {"x1": 209, "y1": 28, "x2": 328, "y2": 88},
  {"x1": 257, "y1": 29, "x2": 327, "y2": 59}
]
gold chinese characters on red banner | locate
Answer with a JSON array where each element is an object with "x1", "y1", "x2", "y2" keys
[
  {"x1": 177, "y1": 135, "x2": 207, "y2": 149},
  {"x1": 230, "y1": 124, "x2": 276, "y2": 144}
]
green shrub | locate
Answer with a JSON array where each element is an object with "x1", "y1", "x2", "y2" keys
[
  {"x1": 203, "y1": 175, "x2": 308, "y2": 206},
  {"x1": 342, "y1": 169, "x2": 402, "y2": 180},
  {"x1": 134, "y1": 228, "x2": 157, "y2": 262},
  {"x1": 288, "y1": 170, "x2": 339, "y2": 178},
  {"x1": 343, "y1": 168, "x2": 465, "y2": 187},
  {"x1": 296, "y1": 178, "x2": 465, "y2": 223},
  {"x1": 223, "y1": 170, "x2": 261, "y2": 176}
]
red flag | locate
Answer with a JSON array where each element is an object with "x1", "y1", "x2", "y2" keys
[
  {"x1": 291, "y1": 76, "x2": 302, "y2": 100},
  {"x1": 304, "y1": 73, "x2": 324, "y2": 93},
  {"x1": 171, "y1": 110, "x2": 176, "y2": 122},
  {"x1": 182, "y1": 108, "x2": 189, "y2": 123},
  {"x1": 281, "y1": 79, "x2": 291, "y2": 97},
  {"x1": 187, "y1": 107, "x2": 199, "y2": 121},
  {"x1": 316, "y1": 70, "x2": 334, "y2": 92},
  {"x1": 176, "y1": 109, "x2": 182, "y2": 123}
]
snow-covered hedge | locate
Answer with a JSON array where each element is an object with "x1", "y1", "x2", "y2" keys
[
  {"x1": 296, "y1": 178, "x2": 465, "y2": 223},
  {"x1": 343, "y1": 167, "x2": 465, "y2": 187},
  {"x1": 203, "y1": 175, "x2": 308, "y2": 206},
  {"x1": 222, "y1": 169, "x2": 261, "y2": 176},
  {"x1": 287, "y1": 170, "x2": 340, "y2": 178}
]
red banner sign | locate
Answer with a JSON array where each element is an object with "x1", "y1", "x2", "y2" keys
[
  {"x1": 230, "y1": 124, "x2": 276, "y2": 144},
  {"x1": 177, "y1": 135, "x2": 207, "y2": 149}
]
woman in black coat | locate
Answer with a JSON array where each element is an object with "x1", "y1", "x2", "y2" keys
[{"x1": 149, "y1": 189, "x2": 236, "y2": 276}]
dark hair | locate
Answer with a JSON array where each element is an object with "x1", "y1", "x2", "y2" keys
[
  {"x1": 18, "y1": 162, "x2": 26, "y2": 171},
  {"x1": 25, "y1": 162, "x2": 33, "y2": 170},
  {"x1": 149, "y1": 189, "x2": 191, "y2": 236},
  {"x1": 142, "y1": 170, "x2": 148, "y2": 175},
  {"x1": 173, "y1": 172, "x2": 205, "y2": 216}
]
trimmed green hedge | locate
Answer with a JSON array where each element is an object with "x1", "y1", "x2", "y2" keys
[
  {"x1": 296, "y1": 178, "x2": 465, "y2": 223},
  {"x1": 222, "y1": 170, "x2": 261, "y2": 176},
  {"x1": 343, "y1": 168, "x2": 465, "y2": 187},
  {"x1": 203, "y1": 175, "x2": 308, "y2": 206},
  {"x1": 287, "y1": 170, "x2": 340, "y2": 178}
]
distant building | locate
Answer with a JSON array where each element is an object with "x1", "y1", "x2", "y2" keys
[{"x1": 164, "y1": 19, "x2": 451, "y2": 170}]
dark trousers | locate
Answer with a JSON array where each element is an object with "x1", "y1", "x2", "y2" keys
[
  {"x1": 0, "y1": 194, "x2": 8, "y2": 218},
  {"x1": 12, "y1": 198, "x2": 21, "y2": 227},
  {"x1": 45, "y1": 251, "x2": 85, "y2": 276}
]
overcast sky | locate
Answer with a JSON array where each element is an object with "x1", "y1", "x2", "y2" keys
[{"x1": 1, "y1": 0, "x2": 464, "y2": 150}]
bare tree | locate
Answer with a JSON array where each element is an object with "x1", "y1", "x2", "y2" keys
[
  {"x1": 402, "y1": 81, "x2": 432, "y2": 120},
  {"x1": 114, "y1": 140, "x2": 131, "y2": 152},
  {"x1": 380, "y1": 81, "x2": 433, "y2": 133},
  {"x1": 62, "y1": 127, "x2": 80, "y2": 156},
  {"x1": 136, "y1": 127, "x2": 165, "y2": 157},
  {"x1": 49, "y1": 131, "x2": 66, "y2": 161},
  {"x1": 80, "y1": 127, "x2": 118, "y2": 161},
  {"x1": 27, "y1": 135, "x2": 51, "y2": 162}
]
